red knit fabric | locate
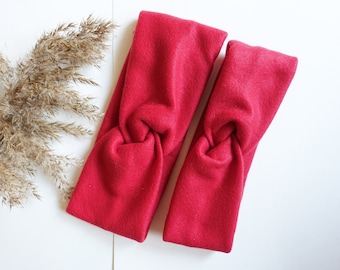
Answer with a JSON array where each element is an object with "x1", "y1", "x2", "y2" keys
[
  {"x1": 66, "y1": 11, "x2": 227, "y2": 242},
  {"x1": 163, "y1": 40, "x2": 298, "y2": 253}
]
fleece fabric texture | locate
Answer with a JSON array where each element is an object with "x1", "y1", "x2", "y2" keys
[
  {"x1": 163, "y1": 40, "x2": 298, "y2": 253},
  {"x1": 66, "y1": 11, "x2": 227, "y2": 242}
]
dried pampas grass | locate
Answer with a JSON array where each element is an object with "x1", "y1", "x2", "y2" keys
[{"x1": 0, "y1": 16, "x2": 114, "y2": 207}]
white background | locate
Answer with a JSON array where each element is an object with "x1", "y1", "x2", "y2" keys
[{"x1": 1, "y1": 0, "x2": 340, "y2": 269}]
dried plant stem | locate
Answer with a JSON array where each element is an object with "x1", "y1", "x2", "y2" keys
[{"x1": 0, "y1": 16, "x2": 115, "y2": 207}]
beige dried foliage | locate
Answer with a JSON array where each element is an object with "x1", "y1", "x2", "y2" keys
[{"x1": 0, "y1": 16, "x2": 114, "y2": 207}]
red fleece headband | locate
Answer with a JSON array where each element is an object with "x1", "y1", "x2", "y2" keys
[
  {"x1": 163, "y1": 40, "x2": 298, "y2": 252},
  {"x1": 67, "y1": 10, "x2": 227, "y2": 242}
]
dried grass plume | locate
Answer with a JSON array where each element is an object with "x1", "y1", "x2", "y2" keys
[{"x1": 0, "y1": 15, "x2": 114, "y2": 207}]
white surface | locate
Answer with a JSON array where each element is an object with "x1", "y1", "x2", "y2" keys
[
  {"x1": 113, "y1": 1, "x2": 340, "y2": 270},
  {"x1": 0, "y1": 1, "x2": 114, "y2": 270},
  {"x1": 1, "y1": 1, "x2": 340, "y2": 270}
]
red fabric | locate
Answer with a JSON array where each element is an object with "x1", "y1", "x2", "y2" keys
[
  {"x1": 163, "y1": 40, "x2": 298, "y2": 253},
  {"x1": 66, "y1": 11, "x2": 227, "y2": 242}
]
